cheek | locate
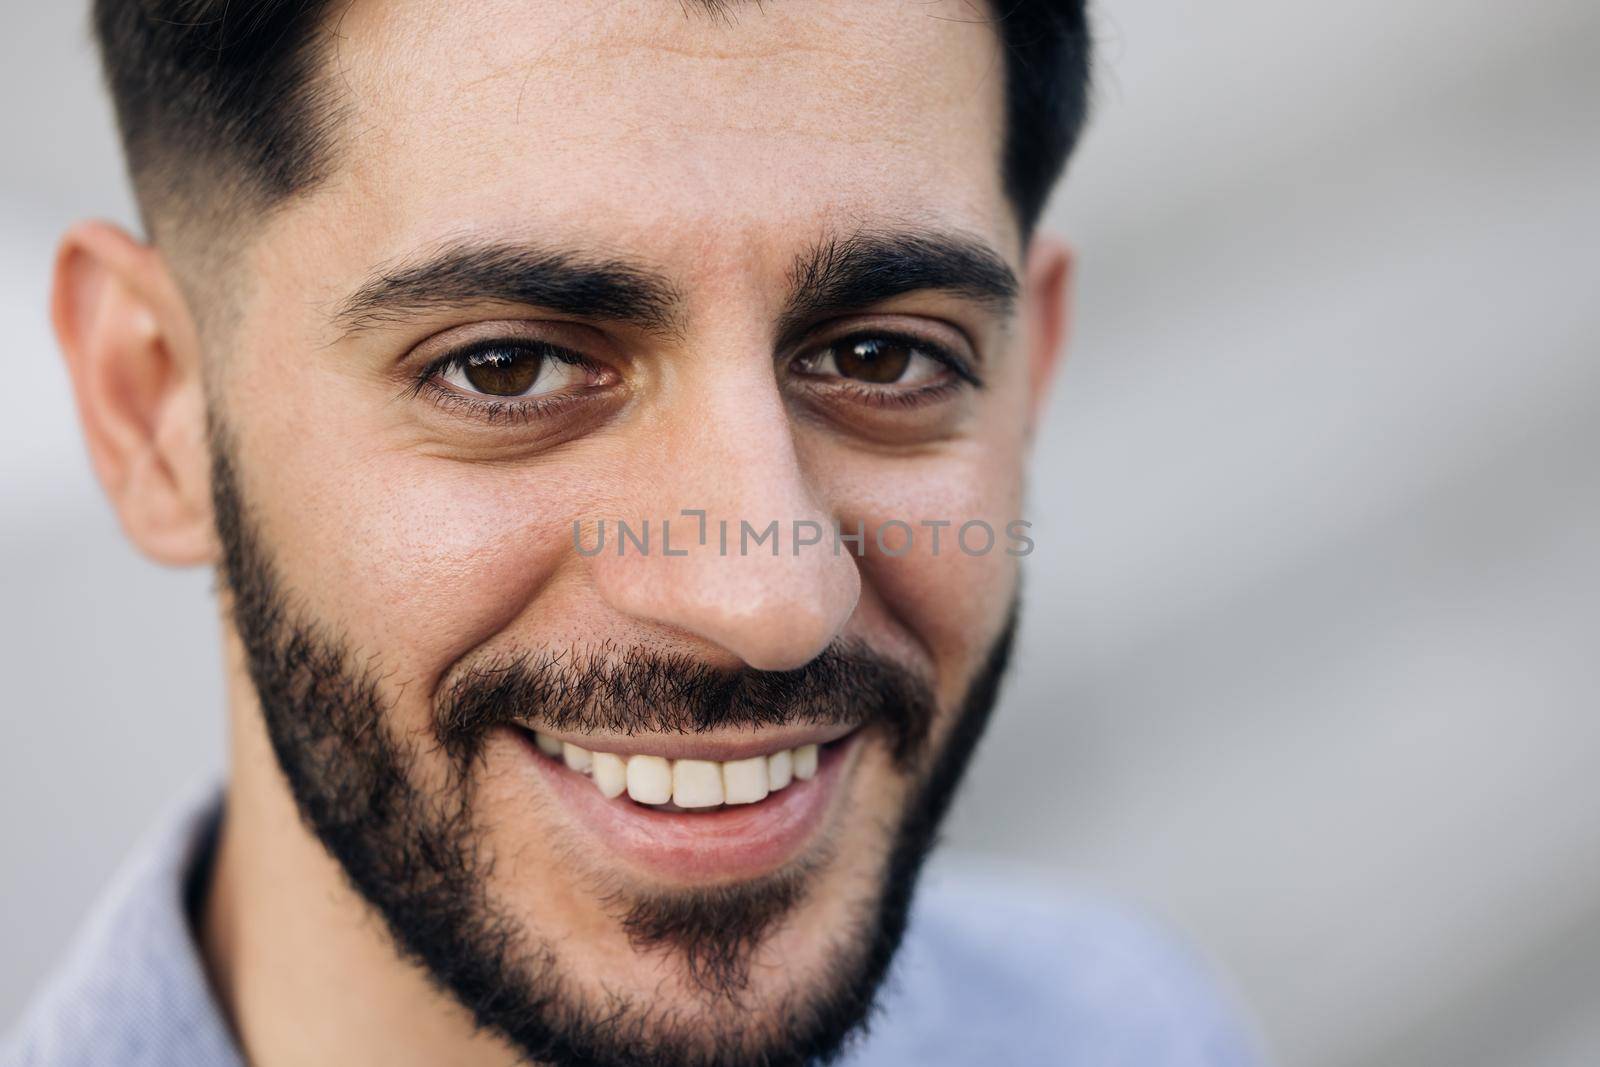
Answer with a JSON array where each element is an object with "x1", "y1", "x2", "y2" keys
[
  {"x1": 321, "y1": 465, "x2": 576, "y2": 675},
  {"x1": 233, "y1": 380, "x2": 602, "y2": 695},
  {"x1": 814, "y1": 433, "x2": 1027, "y2": 699},
  {"x1": 302, "y1": 469, "x2": 569, "y2": 672}
]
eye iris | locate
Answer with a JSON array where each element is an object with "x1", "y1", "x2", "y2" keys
[
  {"x1": 834, "y1": 338, "x2": 912, "y2": 383},
  {"x1": 462, "y1": 349, "x2": 543, "y2": 396}
]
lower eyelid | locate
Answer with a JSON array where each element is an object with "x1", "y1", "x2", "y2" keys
[
  {"x1": 419, "y1": 367, "x2": 611, "y2": 412},
  {"x1": 792, "y1": 355, "x2": 979, "y2": 392},
  {"x1": 419, "y1": 377, "x2": 602, "y2": 424},
  {"x1": 796, "y1": 376, "x2": 969, "y2": 411}
]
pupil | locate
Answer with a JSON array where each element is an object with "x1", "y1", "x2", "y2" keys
[
  {"x1": 835, "y1": 338, "x2": 911, "y2": 383},
  {"x1": 463, "y1": 349, "x2": 543, "y2": 396}
]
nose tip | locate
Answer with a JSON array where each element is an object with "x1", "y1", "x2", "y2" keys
[
  {"x1": 584, "y1": 348, "x2": 863, "y2": 671},
  {"x1": 591, "y1": 516, "x2": 862, "y2": 672}
]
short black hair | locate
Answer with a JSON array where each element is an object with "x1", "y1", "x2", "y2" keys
[{"x1": 94, "y1": 0, "x2": 1090, "y2": 246}]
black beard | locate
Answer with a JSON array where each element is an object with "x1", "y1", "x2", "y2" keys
[{"x1": 209, "y1": 426, "x2": 1019, "y2": 1067}]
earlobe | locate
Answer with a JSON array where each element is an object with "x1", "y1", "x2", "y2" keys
[
  {"x1": 1021, "y1": 236, "x2": 1075, "y2": 436},
  {"x1": 52, "y1": 222, "x2": 217, "y2": 566}
]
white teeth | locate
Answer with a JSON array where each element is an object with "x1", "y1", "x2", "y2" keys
[
  {"x1": 722, "y1": 756, "x2": 770, "y2": 805},
  {"x1": 533, "y1": 731, "x2": 828, "y2": 810},
  {"x1": 767, "y1": 749, "x2": 793, "y2": 791},
  {"x1": 673, "y1": 759, "x2": 725, "y2": 808},
  {"x1": 793, "y1": 744, "x2": 819, "y2": 781},
  {"x1": 591, "y1": 751, "x2": 627, "y2": 799},
  {"x1": 626, "y1": 754, "x2": 673, "y2": 805}
]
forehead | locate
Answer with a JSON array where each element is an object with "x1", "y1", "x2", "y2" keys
[{"x1": 289, "y1": 0, "x2": 1010, "y2": 278}]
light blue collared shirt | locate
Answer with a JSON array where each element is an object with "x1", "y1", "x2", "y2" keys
[{"x1": 3, "y1": 791, "x2": 1263, "y2": 1066}]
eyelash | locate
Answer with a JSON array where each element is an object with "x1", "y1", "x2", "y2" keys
[
  {"x1": 407, "y1": 329, "x2": 983, "y2": 425},
  {"x1": 408, "y1": 339, "x2": 604, "y2": 424},
  {"x1": 790, "y1": 329, "x2": 984, "y2": 407},
  {"x1": 817, "y1": 375, "x2": 971, "y2": 410}
]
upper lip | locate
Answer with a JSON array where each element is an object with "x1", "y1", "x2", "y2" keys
[{"x1": 512, "y1": 722, "x2": 860, "y2": 762}]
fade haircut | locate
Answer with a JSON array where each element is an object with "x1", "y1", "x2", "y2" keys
[{"x1": 94, "y1": 0, "x2": 1091, "y2": 254}]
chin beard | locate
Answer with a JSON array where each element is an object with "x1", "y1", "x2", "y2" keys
[{"x1": 209, "y1": 425, "x2": 1019, "y2": 1067}]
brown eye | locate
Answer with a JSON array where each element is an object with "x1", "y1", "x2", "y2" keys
[
  {"x1": 833, "y1": 337, "x2": 912, "y2": 383},
  {"x1": 794, "y1": 333, "x2": 960, "y2": 391},
  {"x1": 461, "y1": 348, "x2": 544, "y2": 396}
]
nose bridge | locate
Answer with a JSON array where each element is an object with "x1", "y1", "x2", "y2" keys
[{"x1": 589, "y1": 361, "x2": 861, "y2": 671}]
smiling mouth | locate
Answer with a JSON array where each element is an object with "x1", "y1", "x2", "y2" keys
[
  {"x1": 524, "y1": 728, "x2": 852, "y2": 812},
  {"x1": 511, "y1": 723, "x2": 863, "y2": 880}
]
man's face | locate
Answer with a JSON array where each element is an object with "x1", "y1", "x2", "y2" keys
[{"x1": 208, "y1": 1, "x2": 1054, "y2": 1063}]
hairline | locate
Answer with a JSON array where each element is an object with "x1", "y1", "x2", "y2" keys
[{"x1": 161, "y1": 0, "x2": 1034, "y2": 294}]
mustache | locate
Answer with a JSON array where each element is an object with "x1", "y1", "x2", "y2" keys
[{"x1": 434, "y1": 640, "x2": 938, "y2": 769}]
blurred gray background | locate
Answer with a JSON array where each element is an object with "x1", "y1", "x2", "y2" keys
[{"x1": 3, "y1": 2, "x2": 1598, "y2": 1064}]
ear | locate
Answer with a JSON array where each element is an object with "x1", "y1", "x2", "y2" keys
[
  {"x1": 1020, "y1": 235, "x2": 1074, "y2": 436},
  {"x1": 52, "y1": 222, "x2": 216, "y2": 566}
]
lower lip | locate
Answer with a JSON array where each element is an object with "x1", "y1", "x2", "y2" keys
[{"x1": 514, "y1": 728, "x2": 861, "y2": 883}]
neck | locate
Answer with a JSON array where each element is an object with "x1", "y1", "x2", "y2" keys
[{"x1": 200, "y1": 634, "x2": 521, "y2": 1067}]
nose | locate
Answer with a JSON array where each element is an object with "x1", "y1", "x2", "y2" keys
[{"x1": 588, "y1": 362, "x2": 861, "y2": 671}]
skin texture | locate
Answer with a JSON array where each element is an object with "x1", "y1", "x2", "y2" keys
[{"x1": 52, "y1": 2, "x2": 1073, "y2": 1064}]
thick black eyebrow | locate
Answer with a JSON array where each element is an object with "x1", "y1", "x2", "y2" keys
[
  {"x1": 779, "y1": 230, "x2": 1020, "y2": 344},
  {"x1": 333, "y1": 240, "x2": 683, "y2": 336}
]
